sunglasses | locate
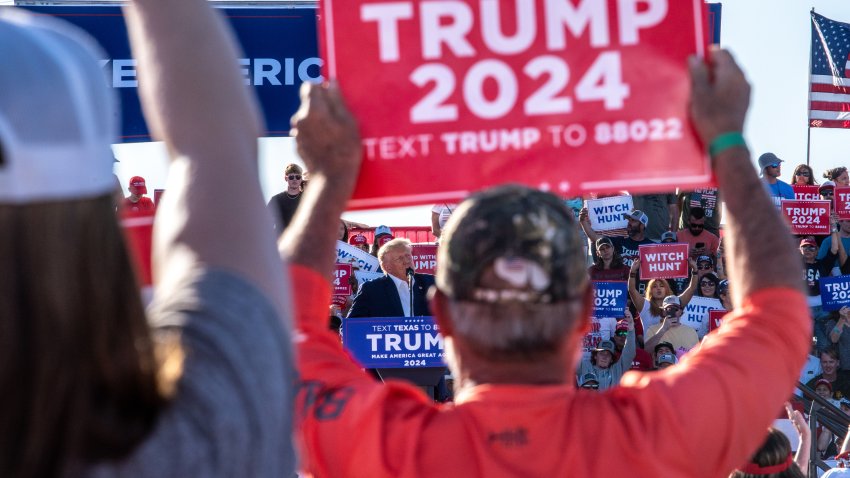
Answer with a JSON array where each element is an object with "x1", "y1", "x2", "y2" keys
[
  {"x1": 697, "y1": 264, "x2": 713, "y2": 270},
  {"x1": 823, "y1": 191, "x2": 835, "y2": 197},
  {"x1": 700, "y1": 281, "x2": 716, "y2": 287},
  {"x1": 801, "y1": 245, "x2": 817, "y2": 251},
  {"x1": 796, "y1": 171, "x2": 811, "y2": 177},
  {"x1": 582, "y1": 384, "x2": 599, "y2": 390},
  {"x1": 288, "y1": 175, "x2": 302, "y2": 180},
  {"x1": 768, "y1": 163, "x2": 780, "y2": 168},
  {"x1": 615, "y1": 330, "x2": 629, "y2": 337}
]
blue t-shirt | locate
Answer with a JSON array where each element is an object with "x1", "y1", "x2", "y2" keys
[
  {"x1": 818, "y1": 235, "x2": 850, "y2": 262},
  {"x1": 763, "y1": 179, "x2": 795, "y2": 209}
]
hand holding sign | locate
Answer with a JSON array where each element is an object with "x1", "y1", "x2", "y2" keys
[
  {"x1": 321, "y1": 0, "x2": 711, "y2": 208},
  {"x1": 688, "y1": 50, "x2": 750, "y2": 146}
]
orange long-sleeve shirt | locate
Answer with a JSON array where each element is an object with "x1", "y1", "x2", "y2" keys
[{"x1": 293, "y1": 264, "x2": 810, "y2": 478}]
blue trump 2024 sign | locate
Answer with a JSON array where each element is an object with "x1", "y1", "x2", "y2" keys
[
  {"x1": 821, "y1": 275, "x2": 850, "y2": 311},
  {"x1": 592, "y1": 281, "x2": 628, "y2": 317},
  {"x1": 22, "y1": 5, "x2": 320, "y2": 143},
  {"x1": 343, "y1": 316, "x2": 446, "y2": 368}
]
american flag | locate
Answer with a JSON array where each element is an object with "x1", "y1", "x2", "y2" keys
[{"x1": 810, "y1": 12, "x2": 850, "y2": 128}]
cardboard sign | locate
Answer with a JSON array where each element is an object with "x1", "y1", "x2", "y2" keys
[
  {"x1": 582, "y1": 316, "x2": 616, "y2": 358},
  {"x1": 820, "y1": 275, "x2": 850, "y2": 311},
  {"x1": 591, "y1": 281, "x2": 628, "y2": 317},
  {"x1": 793, "y1": 185, "x2": 821, "y2": 201},
  {"x1": 708, "y1": 309, "x2": 727, "y2": 333},
  {"x1": 333, "y1": 263, "x2": 353, "y2": 296},
  {"x1": 354, "y1": 270, "x2": 384, "y2": 285},
  {"x1": 587, "y1": 196, "x2": 634, "y2": 232},
  {"x1": 411, "y1": 244, "x2": 438, "y2": 275},
  {"x1": 639, "y1": 243, "x2": 689, "y2": 280},
  {"x1": 342, "y1": 316, "x2": 446, "y2": 368},
  {"x1": 781, "y1": 200, "x2": 831, "y2": 235},
  {"x1": 319, "y1": 0, "x2": 710, "y2": 209},
  {"x1": 681, "y1": 296, "x2": 724, "y2": 339},
  {"x1": 336, "y1": 240, "x2": 381, "y2": 272},
  {"x1": 835, "y1": 186, "x2": 850, "y2": 220}
]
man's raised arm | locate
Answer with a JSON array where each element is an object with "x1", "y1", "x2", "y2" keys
[
  {"x1": 124, "y1": 0, "x2": 286, "y2": 312},
  {"x1": 280, "y1": 82, "x2": 362, "y2": 277},
  {"x1": 689, "y1": 50, "x2": 803, "y2": 301}
]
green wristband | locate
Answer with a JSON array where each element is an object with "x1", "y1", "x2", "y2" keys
[{"x1": 708, "y1": 132, "x2": 747, "y2": 158}]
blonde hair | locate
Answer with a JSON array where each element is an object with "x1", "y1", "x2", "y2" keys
[{"x1": 645, "y1": 278, "x2": 672, "y2": 318}]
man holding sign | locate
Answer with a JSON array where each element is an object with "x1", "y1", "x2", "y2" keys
[
  {"x1": 580, "y1": 208, "x2": 655, "y2": 267},
  {"x1": 285, "y1": 49, "x2": 810, "y2": 478}
]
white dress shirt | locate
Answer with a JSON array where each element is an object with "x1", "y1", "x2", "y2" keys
[{"x1": 389, "y1": 274, "x2": 413, "y2": 317}]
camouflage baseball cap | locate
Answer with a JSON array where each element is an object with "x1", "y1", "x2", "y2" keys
[{"x1": 436, "y1": 185, "x2": 588, "y2": 304}]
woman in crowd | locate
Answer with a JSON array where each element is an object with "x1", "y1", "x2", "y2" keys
[
  {"x1": 729, "y1": 413, "x2": 808, "y2": 478},
  {"x1": 0, "y1": 2, "x2": 294, "y2": 476},
  {"x1": 824, "y1": 167, "x2": 850, "y2": 187},
  {"x1": 628, "y1": 259, "x2": 698, "y2": 331},
  {"x1": 793, "y1": 164, "x2": 818, "y2": 186},
  {"x1": 587, "y1": 236, "x2": 630, "y2": 281},
  {"x1": 697, "y1": 272, "x2": 722, "y2": 299}
]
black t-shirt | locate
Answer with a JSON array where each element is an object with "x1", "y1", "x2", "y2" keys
[
  {"x1": 804, "y1": 255, "x2": 837, "y2": 297},
  {"x1": 268, "y1": 191, "x2": 301, "y2": 235},
  {"x1": 610, "y1": 235, "x2": 656, "y2": 267},
  {"x1": 806, "y1": 371, "x2": 850, "y2": 401}
]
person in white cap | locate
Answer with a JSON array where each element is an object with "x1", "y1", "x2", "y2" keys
[
  {"x1": 579, "y1": 207, "x2": 655, "y2": 268},
  {"x1": 0, "y1": 0, "x2": 295, "y2": 475},
  {"x1": 644, "y1": 295, "x2": 699, "y2": 356}
]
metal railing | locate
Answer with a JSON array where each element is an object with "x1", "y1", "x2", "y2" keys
[{"x1": 796, "y1": 381, "x2": 850, "y2": 477}]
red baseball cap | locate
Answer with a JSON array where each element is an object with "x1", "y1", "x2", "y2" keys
[
  {"x1": 129, "y1": 176, "x2": 147, "y2": 194},
  {"x1": 377, "y1": 234, "x2": 394, "y2": 247},
  {"x1": 800, "y1": 237, "x2": 817, "y2": 248},
  {"x1": 349, "y1": 234, "x2": 368, "y2": 246},
  {"x1": 816, "y1": 378, "x2": 833, "y2": 392}
]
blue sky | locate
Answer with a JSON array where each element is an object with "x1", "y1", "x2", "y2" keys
[{"x1": 114, "y1": 0, "x2": 850, "y2": 227}]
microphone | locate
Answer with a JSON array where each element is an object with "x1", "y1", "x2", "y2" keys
[{"x1": 406, "y1": 267, "x2": 415, "y2": 317}]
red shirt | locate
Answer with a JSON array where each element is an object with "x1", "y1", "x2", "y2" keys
[
  {"x1": 293, "y1": 264, "x2": 810, "y2": 478},
  {"x1": 587, "y1": 264, "x2": 630, "y2": 282},
  {"x1": 123, "y1": 196, "x2": 156, "y2": 213}
]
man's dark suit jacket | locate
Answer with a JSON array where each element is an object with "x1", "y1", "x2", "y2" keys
[{"x1": 347, "y1": 273, "x2": 435, "y2": 318}]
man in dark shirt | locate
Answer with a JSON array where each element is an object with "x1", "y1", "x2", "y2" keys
[
  {"x1": 267, "y1": 163, "x2": 303, "y2": 235},
  {"x1": 580, "y1": 208, "x2": 656, "y2": 268},
  {"x1": 802, "y1": 235, "x2": 838, "y2": 352},
  {"x1": 806, "y1": 348, "x2": 850, "y2": 401}
]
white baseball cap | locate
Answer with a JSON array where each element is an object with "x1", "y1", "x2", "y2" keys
[{"x1": 0, "y1": 8, "x2": 117, "y2": 204}]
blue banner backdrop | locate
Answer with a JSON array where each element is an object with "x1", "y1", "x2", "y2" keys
[
  {"x1": 343, "y1": 316, "x2": 446, "y2": 368},
  {"x1": 22, "y1": 5, "x2": 320, "y2": 143}
]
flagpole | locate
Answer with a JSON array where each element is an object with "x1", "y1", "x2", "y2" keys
[{"x1": 807, "y1": 8, "x2": 815, "y2": 167}]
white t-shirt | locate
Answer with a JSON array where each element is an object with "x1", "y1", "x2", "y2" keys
[
  {"x1": 432, "y1": 203, "x2": 457, "y2": 229},
  {"x1": 640, "y1": 300, "x2": 663, "y2": 331}
]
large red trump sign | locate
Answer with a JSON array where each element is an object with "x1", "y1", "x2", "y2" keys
[{"x1": 320, "y1": 0, "x2": 709, "y2": 209}]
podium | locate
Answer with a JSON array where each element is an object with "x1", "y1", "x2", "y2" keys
[{"x1": 376, "y1": 367, "x2": 447, "y2": 399}]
